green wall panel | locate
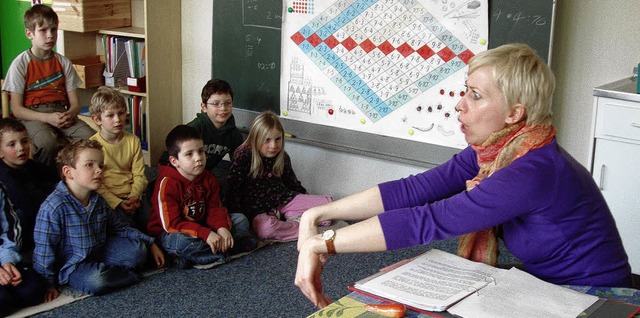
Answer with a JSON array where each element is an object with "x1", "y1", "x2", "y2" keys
[{"x1": 1, "y1": 1, "x2": 34, "y2": 78}]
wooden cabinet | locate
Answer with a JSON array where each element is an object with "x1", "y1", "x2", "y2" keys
[
  {"x1": 57, "y1": 0, "x2": 182, "y2": 165},
  {"x1": 590, "y1": 77, "x2": 640, "y2": 275}
]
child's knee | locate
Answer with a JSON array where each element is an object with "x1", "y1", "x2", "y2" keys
[
  {"x1": 229, "y1": 213, "x2": 250, "y2": 232},
  {"x1": 31, "y1": 129, "x2": 60, "y2": 150}
]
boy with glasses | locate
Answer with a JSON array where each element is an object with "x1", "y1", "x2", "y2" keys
[{"x1": 159, "y1": 79, "x2": 243, "y2": 199}]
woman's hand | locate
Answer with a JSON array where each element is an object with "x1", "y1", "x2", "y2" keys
[{"x1": 294, "y1": 235, "x2": 332, "y2": 308}]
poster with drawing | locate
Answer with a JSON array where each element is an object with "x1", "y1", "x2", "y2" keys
[{"x1": 280, "y1": 0, "x2": 488, "y2": 149}]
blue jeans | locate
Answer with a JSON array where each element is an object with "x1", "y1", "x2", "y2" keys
[
  {"x1": 0, "y1": 265, "x2": 46, "y2": 316},
  {"x1": 67, "y1": 236, "x2": 147, "y2": 295},
  {"x1": 159, "y1": 213, "x2": 252, "y2": 265}
]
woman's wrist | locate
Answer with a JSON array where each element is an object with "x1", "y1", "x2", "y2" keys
[
  {"x1": 302, "y1": 234, "x2": 326, "y2": 255},
  {"x1": 300, "y1": 207, "x2": 321, "y2": 226}
]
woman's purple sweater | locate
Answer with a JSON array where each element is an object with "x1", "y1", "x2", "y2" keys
[{"x1": 378, "y1": 140, "x2": 631, "y2": 287}]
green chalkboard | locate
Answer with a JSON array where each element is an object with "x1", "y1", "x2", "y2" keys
[
  {"x1": 211, "y1": 0, "x2": 556, "y2": 167},
  {"x1": 489, "y1": 0, "x2": 555, "y2": 63},
  {"x1": 212, "y1": 0, "x2": 283, "y2": 113}
]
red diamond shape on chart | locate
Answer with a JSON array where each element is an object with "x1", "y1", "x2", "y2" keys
[
  {"x1": 341, "y1": 37, "x2": 358, "y2": 51},
  {"x1": 307, "y1": 33, "x2": 322, "y2": 47},
  {"x1": 291, "y1": 32, "x2": 305, "y2": 45},
  {"x1": 378, "y1": 41, "x2": 395, "y2": 55},
  {"x1": 416, "y1": 45, "x2": 435, "y2": 60},
  {"x1": 457, "y1": 49, "x2": 474, "y2": 64},
  {"x1": 397, "y1": 43, "x2": 415, "y2": 57},
  {"x1": 437, "y1": 47, "x2": 456, "y2": 62},
  {"x1": 324, "y1": 35, "x2": 339, "y2": 49},
  {"x1": 360, "y1": 39, "x2": 376, "y2": 53}
]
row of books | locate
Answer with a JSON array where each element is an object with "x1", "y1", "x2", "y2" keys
[
  {"x1": 102, "y1": 35, "x2": 145, "y2": 87},
  {"x1": 126, "y1": 95, "x2": 148, "y2": 151}
]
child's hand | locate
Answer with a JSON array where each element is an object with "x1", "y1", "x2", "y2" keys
[
  {"x1": 0, "y1": 263, "x2": 14, "y2": 286},
  {"x1": 206, "y1": 231, "x2": 223, "y2": 253},
  {"x1": 216, "y1": 228, "x2": 234, "y2": 252},
  {"x1": 118, "y1": 199, "x2": 138, "y2": 214},
  {"x1": 59, "y1": 111, "x2": 76, "y2": 128},
  {"x1": 149, "y1": 243, "x2": 165, "y2": 268},
  {"x1": 0, "y1": 263, "x2": 22, "y2": 286},
  {"x1": 129, "y1": 196, "x2": 141, "y2": 209},
  {"x1": 46, "y1": 112, "x2": 67, "y2": 128},
  {"x1": 44, "y1": 287, "x2": 59, "y2": 302}
]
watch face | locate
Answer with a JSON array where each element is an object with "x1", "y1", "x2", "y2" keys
[{"x1": 323, "y1": 229, "x2": 335, "y2": 240}]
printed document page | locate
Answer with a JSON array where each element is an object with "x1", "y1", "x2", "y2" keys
[
  {"x1": 448, "y1": 267, "x2": 599, "y2": 318},
  {"x1": 354, "y1": 249, "x2": 502, "y2": 311}
]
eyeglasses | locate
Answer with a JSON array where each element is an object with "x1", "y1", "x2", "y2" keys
[{"x1": 207, "y1": 101, "x2": 233, "y2": 109}]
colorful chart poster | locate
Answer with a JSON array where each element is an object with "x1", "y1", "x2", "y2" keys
[{"x1": 281, "y1": 0, "x2": 488, "y2": 149}]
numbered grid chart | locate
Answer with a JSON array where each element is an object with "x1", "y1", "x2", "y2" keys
[{"x1": 289, "y1": 0, "x2": 474, "y2": 123}]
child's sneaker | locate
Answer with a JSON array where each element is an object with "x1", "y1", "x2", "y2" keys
[
  {"x1": 230, "y1": 235, "x2": 259, "y2": 255},
  {"x1": 172, "y1": 255, "x2": 193, "y2": 269}
]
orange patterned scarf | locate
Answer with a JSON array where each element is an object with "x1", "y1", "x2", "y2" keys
[{"x1": 457, "y1": 122, "x2": 557, "y2": 265}]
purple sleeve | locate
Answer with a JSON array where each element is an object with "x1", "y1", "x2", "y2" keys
[
  {"x1": 378, "y1": 146, "x2": 478, "y2": 211},
  {"x1": 377, "y1": 147, "x2": 553, "y2": 250}
]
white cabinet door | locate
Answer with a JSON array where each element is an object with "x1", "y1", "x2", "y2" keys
[{"x1": 592, "y1": 138, "x2": 640, "y2": 274}]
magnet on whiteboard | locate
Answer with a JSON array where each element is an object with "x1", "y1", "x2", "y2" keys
[
  {"x1": 360, "y1": 118, "x2": 366, "y2": 124},
  {"x1": 408, "y1": 129, "x2": 415, "y2": 136},
  {"x1": 480, "y1": 39, "x2": 487, "y2": 45},
  {"x1": 288, "y1": 7, "x2": 293, "y2": 13},
  {"x1": 283, "y1": 111, "x2": 289, "y2": 116}
]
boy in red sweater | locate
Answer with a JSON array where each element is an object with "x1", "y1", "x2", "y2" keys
[{"x1": 147, "y1": 125, "x2": 257, "y2": 268}]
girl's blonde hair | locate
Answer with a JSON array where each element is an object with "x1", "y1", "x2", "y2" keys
[
  {"x1": 243, "y1": 111, "x2": 285, "y2": 178},
  {"x1": 468, "y1": 43, "x2": 555, "y2": 126}
]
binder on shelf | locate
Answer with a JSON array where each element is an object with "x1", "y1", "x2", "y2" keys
[
  {"x1": 126, "y1": 76, "x2": 146, "y2": 93},
  {"x1": 103, "y1": 35, "x2": 130, "y2": 88},
  {"x1": 125, "y1": 38, "x2": 146, "y2": 92},
  {"x1": 125, "y1": 95, "x2": 147, "y2": 150}
]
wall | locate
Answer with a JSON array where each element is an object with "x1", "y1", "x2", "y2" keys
[
  {"x1": 0, "y1": 0, "x2": 32, "y2": 77},
  {"x1": 552, "y1": 1, "x2": 640, "y2": 166},
  {"x1": 182, "y1": 0, "x2": 640, "y2": 197}
]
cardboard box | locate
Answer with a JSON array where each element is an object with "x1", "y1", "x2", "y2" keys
[
  {"x1": 52, "y1": 0, "x2": 131, "y2": 32},
  {"x1": 72, "y1": 56, "x2": 104, "y2": 89}
]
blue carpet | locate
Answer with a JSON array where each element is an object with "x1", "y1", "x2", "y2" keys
[{"x1": 31, "y1": 238, "x2": 518, "y2": 317}]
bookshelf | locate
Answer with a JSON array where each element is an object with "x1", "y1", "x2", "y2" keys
[{"x1": 57, "y1": 0, "x2": 182, "y2": 165}]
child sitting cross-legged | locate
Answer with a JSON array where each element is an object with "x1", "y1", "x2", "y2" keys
[
  {"x1": 147, "y1": 125, "x2": 258, "y2": 269},
  {"x1": 89, "y1": 87, "x2": 148, "y2": 231},
  {"x1": 33, "y1": 140, "x2": 164, "y2": 300},
  {"x1": 226, "y1": 111, "x2": 333, "y2": 241}
]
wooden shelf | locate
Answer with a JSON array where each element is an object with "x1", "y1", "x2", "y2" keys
[
  {"x1": 99, "y1": 26, "x2": 145, "y2": 39},
  {"x1": 58, "y1": 0, "x2": 181, "y2": 165}
]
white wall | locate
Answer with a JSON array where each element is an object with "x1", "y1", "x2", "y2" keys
[
  {"x1": 552, "y1": 1, "x2": 640, "y2": 165},
  {"x1": 182, "y1": 0, "x2": 640, "y2": 197}
]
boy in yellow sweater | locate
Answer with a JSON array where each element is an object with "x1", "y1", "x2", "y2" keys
[{"x1": 89, "y1": 87, "x2": 147, "y2": 230}]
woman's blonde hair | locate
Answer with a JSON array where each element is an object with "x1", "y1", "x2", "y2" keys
[
  {"x1": 243, "y1": 111, "x2": 285, "y2": 178},
  {"x1": 468, "y1": 43, "x2": 555, "y2": 125}
]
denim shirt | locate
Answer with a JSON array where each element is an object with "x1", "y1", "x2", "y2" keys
[{"x1": 33, "y1": 181, "x2": 154, "y2": 286}]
